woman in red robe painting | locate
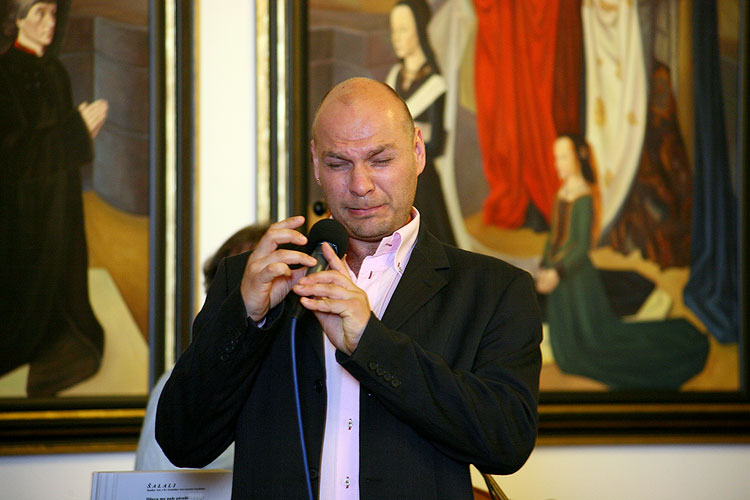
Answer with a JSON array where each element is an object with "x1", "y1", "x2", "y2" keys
[{"x1": 473, "y1": 0, "x2": 564, "y2": 229}]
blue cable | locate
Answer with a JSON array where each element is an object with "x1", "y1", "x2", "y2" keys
[{"x1": 290, "y1": 316, "x2": 314, "y2": 500}]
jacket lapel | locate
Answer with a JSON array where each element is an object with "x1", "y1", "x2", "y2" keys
[{"x1": 380, "y1": 226, "x2": 450, "y2": 331}]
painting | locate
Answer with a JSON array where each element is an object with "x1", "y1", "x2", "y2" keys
[
  {"x1": 0, "y1": 0, "x2": 191, "y2": 452},
  {"x1": 300, "y1": 0, "x2": 749, "y2": 440}
]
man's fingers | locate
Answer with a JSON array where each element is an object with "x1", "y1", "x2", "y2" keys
[
  {"x1": 293, "y1": 281, "x2": 345, "y2": 301},
  {"x1": 320, "y1": 242, "x2": 346, "y2": 272},
  {"x1": 293, "y1": 271, "x2": 366, "y2": 306},
  {"x1": 258, "y1": 248, "x2": 318, "y2": 268},
  {"x1": 256, "y1": 261, "x2": 293, "y2": 282},
  {"x1": 251, "y1": 216, "x2": 308, "y2": 256},
  {"x1": 269, "y1": 215, "x2": 306, "y2": 230},
  {"x1": 295, "y1": 269, "x2": 353, "y2": 289},
  {"x1": 299, "y1": 296, "x2": 340, "y2": 314}
]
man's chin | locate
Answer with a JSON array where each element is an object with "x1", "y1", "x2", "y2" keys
[{"x1": 342, "y1": 220, "x2": 391, "y2": 242}]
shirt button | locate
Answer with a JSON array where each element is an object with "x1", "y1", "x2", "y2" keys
[
  {"x1": 309, "y1": 468, "x2": 319, "y2": 480},
  {"x1": 314, "y1": 379, "x2": 324, "y2": 393}
]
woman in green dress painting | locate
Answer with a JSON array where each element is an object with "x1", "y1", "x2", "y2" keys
[{"x1": 536, "y1": 135, "x2": 708, "y2": 390}]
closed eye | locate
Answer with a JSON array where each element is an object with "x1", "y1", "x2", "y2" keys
[
  {"x1": 324, "y1": 162, "x2": 349, "y2": 170},
  {"x1": 322, "y1": 154, "x2": 351, "y2": 169}
]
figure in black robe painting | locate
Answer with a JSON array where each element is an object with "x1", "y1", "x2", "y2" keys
[{"x1": 0, "y1": 0, "x2": 109, "y2": 397}]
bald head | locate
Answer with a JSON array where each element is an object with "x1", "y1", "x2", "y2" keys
[
  {"x1": 312, "y1": 77, "x2": 414, "y2": 143},
  {"x1": 309, "y1": 77, "x2": 426, "y2": 246}
]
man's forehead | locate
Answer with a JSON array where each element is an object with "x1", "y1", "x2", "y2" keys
[
  {"x1": 318, "y1": 102, "x2": 400, "y2": 136},
  {"x1": 318, "y1": 107, "x2": 413, "y2": 150},
  {"x1": 322, "y1": 95, "x2": 391, "y2": 121}
]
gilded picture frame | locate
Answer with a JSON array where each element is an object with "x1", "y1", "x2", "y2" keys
[
  {"x1": 293, "y1": 0, "x2": 750, "y2": 442},
  {"x1": 0, "y1": 0, "x2": 194, "y2": 454}
]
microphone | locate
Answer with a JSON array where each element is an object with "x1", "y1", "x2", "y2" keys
[{"x1": 290, "y1": 218, "x2": 349, "y2": 319}]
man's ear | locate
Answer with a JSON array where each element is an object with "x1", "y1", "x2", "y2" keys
[
  {"x1": 310, "y1": 139, "x2": 321, "y2": 185},
  {"x1": 413, "y1": 127, "x2": 426, "y2": 176}
]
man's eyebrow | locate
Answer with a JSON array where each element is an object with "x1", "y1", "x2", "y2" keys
[
  {"x1": 321, "y1": 144, "x2": 396, "y2": 160},
  {"x1": 366, "y1": 145, "x2": 395, "y2": 158},
  {"x1": 321, "y1": 151, "x2": 349, "y2": 161}
]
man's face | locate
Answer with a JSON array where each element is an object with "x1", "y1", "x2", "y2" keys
[
  {"x1": 16, "y1": 2, "x2": 57, "y2": 54},
  {"x1": 312, "y1": 93, "x2": 425, "y2": 243}
]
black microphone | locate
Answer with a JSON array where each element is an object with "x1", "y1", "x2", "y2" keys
[{"x1": 290, "y1": 219, "x2": 349, "y2": 319}]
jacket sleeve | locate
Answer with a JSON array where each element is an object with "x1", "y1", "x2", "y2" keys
[
  {"x1": 337, "y1": 269, "x2": 542, "y2": 475},
  {"x1": 155, "y1": 254, "x2": 284, "y2": 467}
]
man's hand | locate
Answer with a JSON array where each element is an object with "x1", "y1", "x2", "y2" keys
[
  {"x1": 240, "y1": 216, "x2": 318, "y2": 323},
  {"x1": 78, "y1": 99, "x2": 108, "y2": 138},
  {"x1": 292, "y1": 242, "x2": 370, "y2": 355}
]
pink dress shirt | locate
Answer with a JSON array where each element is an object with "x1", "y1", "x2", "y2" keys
[{"x1": 318, "y1": 210, "x2": 421, "y2": 500}]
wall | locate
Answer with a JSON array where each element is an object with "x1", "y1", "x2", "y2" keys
[
  {"x1": 476, "y1": 443, "x2": 750, "y2": 500},
  {"x1": 194, "y1": 0, "x2": 257, "y2": 312},
  {"x1": 0, "y1": 452, "x2": 134, "y2": 500},
  {"x1": 1, "y1": 444, "x2": 749, "y2": 500}
]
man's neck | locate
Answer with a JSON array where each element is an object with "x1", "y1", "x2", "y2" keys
[
  {"x1": 344, "y1": 238, "x2": 381, "y2": 277},
  {"x1": 341, "y1": 210, "x2": 417, "y2": 276}
]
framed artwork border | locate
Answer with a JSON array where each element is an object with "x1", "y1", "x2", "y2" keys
[
  {"x1": 0, "y1": 0, "x2": 195, "y2": 454},
  {"x1": 536, "y1": 0, "x2": 750, "y2": 443},
  {"x1": 292, "y1": 1, "x2": 750, "y2": 443}
]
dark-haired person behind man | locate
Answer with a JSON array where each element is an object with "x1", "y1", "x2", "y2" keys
[
  {"x1": 156, "y1": 78, "x2": 542, "y2": 499},
  {"x1": 135, "y1": 224, "x2": 269, "y2": 471}
]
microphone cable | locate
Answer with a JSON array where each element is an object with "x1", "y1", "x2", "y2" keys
[
  {"x1": 290, "y1": 316, "x2": 314, "y2": 500},
  {"x1": 287, "y1": 218, "x2": 348, "y2": 500}
]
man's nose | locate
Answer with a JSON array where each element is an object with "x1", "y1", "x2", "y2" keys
[{"x1": 348, "y1": 164, "x2": 375, "y2": 197}]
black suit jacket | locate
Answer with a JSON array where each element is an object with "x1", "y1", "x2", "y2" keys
[{"x1": 156, "y1": 225, "x2": 542, "y2": 500}]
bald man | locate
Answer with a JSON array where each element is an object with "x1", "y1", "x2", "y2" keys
[{"x1": 156, "y1": 78, "x2": 542, "y2": 500}]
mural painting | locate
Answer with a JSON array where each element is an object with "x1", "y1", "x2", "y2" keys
[
  {"x1": 307, "y1": 0, "x2": 742, "y2": 392},
  {"x1": 0, "y1": 0, "x2": 150, "y2": 398}
]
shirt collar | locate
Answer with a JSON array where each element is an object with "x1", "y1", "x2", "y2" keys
[{"x1": 370, "y1": 207, "x2": 420, "y2": 275}]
